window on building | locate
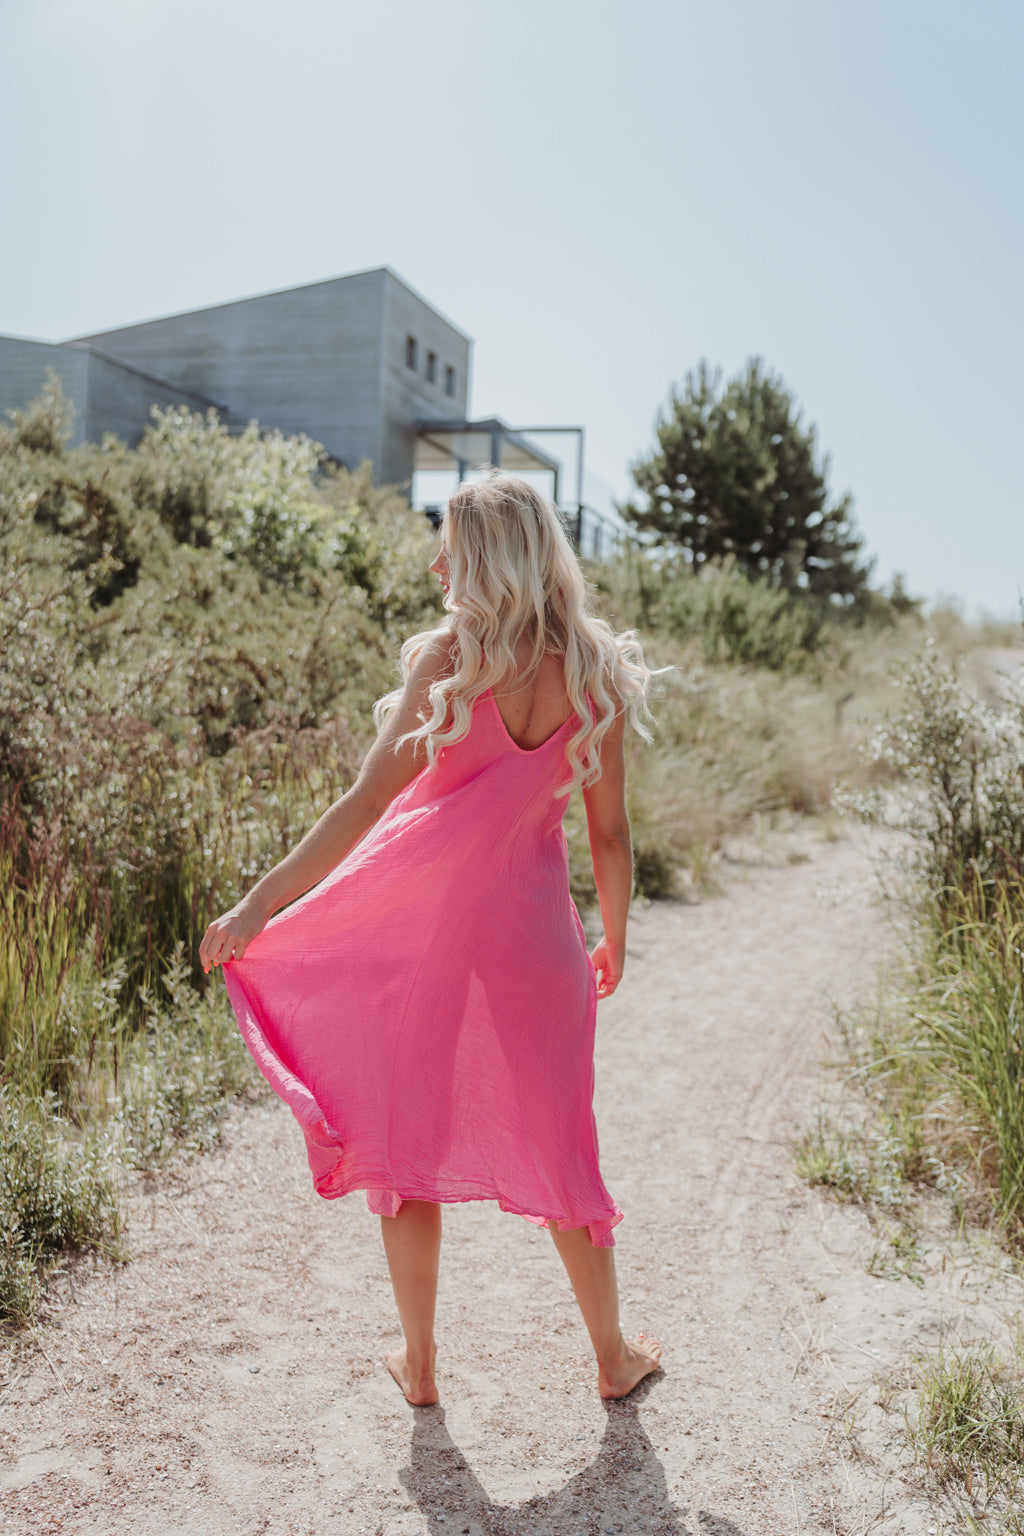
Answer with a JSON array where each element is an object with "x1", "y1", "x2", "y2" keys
[
  {"x1": 426, "y1": 350, "x2": 437, "y2": 384},
  {"x1": 444, "y1": 364, "x2": 456, "y2": 397},
  {"x1": 406, "y1": 335, "x2": 418, "y2": 370}
]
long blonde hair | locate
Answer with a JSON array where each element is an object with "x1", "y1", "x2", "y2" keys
[{"x1": 374, "y1": 471, "x2": 653, "y2": 792}]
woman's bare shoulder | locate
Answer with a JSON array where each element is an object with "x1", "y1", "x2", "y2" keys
[{"x1": 407, "y1": 628, "x2": 459, "y2": 683}]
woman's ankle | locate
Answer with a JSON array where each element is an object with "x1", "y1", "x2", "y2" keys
[
  {"x1": 402, "y1": 1340, "x2": 436, "y2": 1374},
  {"x1": 594, "y1": 1331, "x2": 629, "y2": 1371}
]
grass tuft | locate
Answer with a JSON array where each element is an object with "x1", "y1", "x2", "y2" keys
[{"x1": 908, "y1": 1339, "x2": 1024, "y2": 1523}]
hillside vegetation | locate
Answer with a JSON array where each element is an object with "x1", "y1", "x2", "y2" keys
[{"x1": 1, "y1": 381, "x2": 925, "y2": 1324}]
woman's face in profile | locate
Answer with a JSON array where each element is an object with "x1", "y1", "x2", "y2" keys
[{"x1": 429, "y1": 539, "x2": 450, "y2": 597}]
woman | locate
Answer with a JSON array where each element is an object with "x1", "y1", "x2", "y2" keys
[{"x1": 199, "y1": 471, "x2": 662, "y2": 1406}]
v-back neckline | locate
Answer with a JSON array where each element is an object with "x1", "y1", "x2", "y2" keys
[{"x1": 485, "y1": 689, "x2": 577, "y2": 755}]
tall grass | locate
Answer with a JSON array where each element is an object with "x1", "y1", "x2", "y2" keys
[
  {"x1": 917, "y1": 893, "x2": 1024, "y2": 1230},
  {"x1": 799, "y1": 646, "x2": 1024, "y2": 1245},
  {"x1": 786, "y1": 639, "x2": 1024, "y2": 1503},
  {"x1": 1, "y1": 1087, "x2": 123, "y2": 1327}
]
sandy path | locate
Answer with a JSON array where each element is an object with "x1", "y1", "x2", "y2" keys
[{"x1": 3, "y1": 827, "x2": 1020, "y2": 1535}]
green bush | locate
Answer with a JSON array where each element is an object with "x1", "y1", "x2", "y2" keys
[
  {"x1": 861, "y1": 649, "x2": 1024, "y2": 907},
  {"x1": 0, "y1": 1085, "x2": 122, "y2": 1326},
  {"x1": 0, "y1": 369, "x2": 74, "y2": 456},
  {"x1": 0, "y1": 397, "x2": 449, "y2": 1322},
  {"x1": 117, "y1": 946, "x2": 258, "y2": 1168},
  {"x1": 592, "y1": 549, "x2": 832, "y2": 674}
]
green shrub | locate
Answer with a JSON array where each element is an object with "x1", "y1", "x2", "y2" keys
[
  {"x1": 860, "y1": 650, "x2": 1024, "y2": 908},
  {"x1": 0, "y1": 369, "x2": 74, "y2": 456},
  {"x1": 0, "y1": 403, "x2": 446, "y2": 1323},
  {"x1": 592, "y1": 550, "x2": 832, "y2": 674},
  {"x1": 117, "y1": 946, "x2": 259, "y2": 1168},
  {"x1": 0, "y1": 1085, "x2": 122, "y2": 1325}
]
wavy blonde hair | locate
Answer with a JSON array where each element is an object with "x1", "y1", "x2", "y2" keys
[{"x1": 374, "y1": 471, "x2": 653, "y2": 792}]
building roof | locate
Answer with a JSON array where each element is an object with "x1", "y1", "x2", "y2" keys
[
  {"x1": 71, "y1": 266, "x2": 472, "y2": 347},
  {"x1": 414, "y1": 418, "x2": 562, "y2": 477}
]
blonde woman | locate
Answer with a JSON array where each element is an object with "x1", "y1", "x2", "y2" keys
[{"x1": 200, "y1": 471, "x2": 662, "y2": 1406}]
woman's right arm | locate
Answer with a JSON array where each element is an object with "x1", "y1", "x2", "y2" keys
[
  {"x1": 199, "y1": 637, "x2": 452, "y2": 973},
  {"x1": 582, "y1": 706, "x2": 633, "y2": 998}
]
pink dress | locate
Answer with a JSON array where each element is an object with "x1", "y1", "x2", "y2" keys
[{"x1": 222, "y1": 688, "x2": 622, "y2": 1247}]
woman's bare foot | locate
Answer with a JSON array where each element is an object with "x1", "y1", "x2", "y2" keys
[
  {"x1": 386, "y1": 1344, "x2": 438, "y2": 1406},
  {"x1": 598, "y1": 1333, "x2": 663, "y2": 1400}
]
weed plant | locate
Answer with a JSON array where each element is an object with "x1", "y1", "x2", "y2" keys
[{"x1": 860, "y1": 648, "x2": 1024, "y2": 907}]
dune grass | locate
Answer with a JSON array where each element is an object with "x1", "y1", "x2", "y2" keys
[
  {"x1": 790, "y1": 631, "x2": 1024, "y2": 1498},
  {"x1": 804, "y1": 647, "x2": 1024, "y2": 1243}
]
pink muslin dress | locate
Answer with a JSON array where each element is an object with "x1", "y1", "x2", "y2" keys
[{"x1": 222, "y1": 687, "x2": 622, "y2": 1247}]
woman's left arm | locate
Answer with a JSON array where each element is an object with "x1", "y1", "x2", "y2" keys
[{"x1": 199, "y1": 638, "x2": 450, "y2": 972}]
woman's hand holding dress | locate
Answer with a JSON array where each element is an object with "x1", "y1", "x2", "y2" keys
[{"x1": 200, "y1": 894, "x2": 273, "y2": 972}]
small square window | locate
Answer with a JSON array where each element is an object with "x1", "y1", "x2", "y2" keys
[
  {"x1": 444, "y1": 365, "x2": 456, "y2": 397},
  {"x1": 405, "y1": 335, "x2": 418, "y2": 370},
  {"x1": 426, "y1": 350, "x2": 437, "y2": 384}
]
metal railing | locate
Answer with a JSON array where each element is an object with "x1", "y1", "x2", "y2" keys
[
  {"x1": 563, "y1": 503, "x2": 629, "y2": 561},
  {"x1": 421, "y1": 500, "x2": 628, "y2": 561}
]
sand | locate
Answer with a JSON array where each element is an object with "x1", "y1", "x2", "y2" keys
[{"x1": 3, "y1": 824, "x2": 1020, "y2": 1535}]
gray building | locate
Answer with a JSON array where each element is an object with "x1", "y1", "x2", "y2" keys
[
  {"x1": 0, "y1": 267, "x2": 621, "y2": 551},
  {"x1": 73, "y1": 267, "x2": 478, "y2": 487},
  {"x1": 0, "y1": 334, "x2": 219, "y2": 447}
]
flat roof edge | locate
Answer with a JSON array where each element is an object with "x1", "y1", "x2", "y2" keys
[
  {"x1": 67, "y1": 266, "x2": 472, "y2": 345},
  {"x1": 0, "y1": 331, "x2": 82, "y2": 349},
  {"x1": 378, "y1": 269, "x2": 473, "y2": 344}
]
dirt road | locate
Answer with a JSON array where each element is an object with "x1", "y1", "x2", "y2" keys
[{"x1": 3, "y1": 826, "x2": 1018, "y2": 1534}]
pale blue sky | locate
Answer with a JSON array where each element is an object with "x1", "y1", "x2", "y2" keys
[{"x1": 1, "y1": 0, "x2": 1021, "y2": 614}]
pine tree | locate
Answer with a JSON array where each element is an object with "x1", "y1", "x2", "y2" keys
[{"x1": 623, "y1": 359, "x2": 872, "y2": 603}]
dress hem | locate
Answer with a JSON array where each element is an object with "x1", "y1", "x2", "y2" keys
[{"x1": 359, "y1": 1184, "x2": 622, "y2": 1249}]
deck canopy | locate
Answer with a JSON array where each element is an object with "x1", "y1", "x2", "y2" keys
[{"x1": 414, "y1": 417, "x2": 563, "y2": 500}]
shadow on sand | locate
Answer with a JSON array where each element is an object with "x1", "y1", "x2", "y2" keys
[{"x1": 398, "y1": 1377, "x2": 748, "y2": 1536}]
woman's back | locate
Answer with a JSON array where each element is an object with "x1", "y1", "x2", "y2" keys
[{"x1": 488, "y1": 648, "x2": 576, "y2": 752}]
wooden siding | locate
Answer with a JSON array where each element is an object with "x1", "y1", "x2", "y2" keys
[
  {"x1": 80, "y1": 350, "x2": 220, "y2": 444},
  {"x1": 77, "y1": 268, "x2": 471, "y2": 483}
]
